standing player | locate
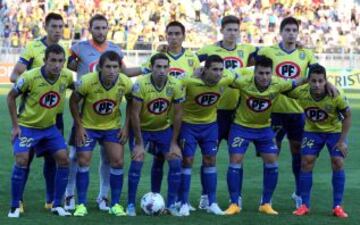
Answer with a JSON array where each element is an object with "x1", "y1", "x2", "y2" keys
[
  {"x1": 257, "y1": 17, "x2": 317, "y2": 207},
  {"x1": 225, "y1": 56, "x2": 308, "y2": 215},
  {"x1": 178, "y1": 55, "x2": 236, "y2": 216},
  {"x1": 9, "y1": 12, "x2": 67, "y2": 211},
  {"x1": 7, "y1": 44, "x2": 73, "y2": 218},
  {"x1": 196, "y1": 15, "x2": 257, "y2": 209},
  {"x1": 127, "y1": 53, "x2": 184, "y2": 216},
  {"x1": 141, "y1": 21, "x2": 200, "y2": 198},
  {"x1": 66, "y1": 14, "x2": 136, "y2": 211},
  {"x1": 289, "y1": 64, "x2": 351, "y2": 218},
  {"x1": 69, "y1": 51, "x2": 132, "y2": 217}
]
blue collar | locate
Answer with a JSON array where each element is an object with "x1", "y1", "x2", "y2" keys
[
  {"x1": 279, "y1": 42, "x2": 297, "y2": 54},
  {"x1": 167, "y1": 48, "x2": 185, "y2": 60}
]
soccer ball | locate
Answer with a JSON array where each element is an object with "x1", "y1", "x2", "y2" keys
[{"x1": 140, "y1": 192, "x2": 165, "y2": 215}]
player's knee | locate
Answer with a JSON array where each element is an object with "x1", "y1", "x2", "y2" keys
[
  {"x1": 301, "y1": 157, "x2": 315, "y2": 171},
  {"x1": 132, "y1": 152, "x2": 145, "y2": 161},
  {"x1": 229, "y1": 153, "x2": 243, "y2": 164},
  {"x1": 202, "y1": 155, "x2": 216, "y2": 167},
  {"x1": 15, "y1": 156, "x2": 29, "y2": 168},
  {"x1": 110, "y1": 158, "x2": 124, "y2": 168},
  {"x1": 182, "y1": 157, "x2": 193, "y2": 167},
  {"x1": 331, "y1": 157, "x2": 344, "y2": 171},
  {"x1": 77, "y1": 155, "x2": 90, "y2": 167}
]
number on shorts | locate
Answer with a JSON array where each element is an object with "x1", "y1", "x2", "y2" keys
[
  {"x1": 231, "y1": 137, "x2": 244, "y2": 148},
  {"x1": 19, "y1": 136, "x2": 34, "y2": 148},
  {"x1": 301, "y1": 137, "x2": 314, "y2": 149}
]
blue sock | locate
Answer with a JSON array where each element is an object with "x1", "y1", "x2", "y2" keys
[
  {"x1": 201, "y1": 165, "x2": 207, "y2": 195},
  {"x1": 292, "y1": 153, "x2": 301, "y2": 195},
  {"x1": 110, "y1": 167, "x2": 124, "y2": 206},
  {"x1": 167, "y1": 159, "x2": 181, "y2": 207},
  {"x1": 299, "y1": 170, "x2": 312, "y2": 207},
  {"x1": 11, "y1": 165, "x2": 27, "y2": 208},
  {"x1": 151, "y1": 158, "x2": 164, "y2": 193},
  {"x1": 227, "y1": 163, "x2": 241, "y2": 204},
  {"x1": 239, "y1": 167, "x2": 243, "y2": 197},
  {"x1": 127, "y1": 161, "x2": 143, "y2": 205},
  {"x1": 43, "y1": 156, "x2": 56, "y2": 204},
  {"x1": 76, "y1": 166, "x2": 89, "y2": 205},
  {"x1": 53, "y1": 167, "x2": 69, "y2": 207},
  {"x1": 262, "y1": 163, "x2": 278, "y2": 204},
  {"x1": 332, "y1": 170, "x2": 345, "y2": 208},
  {"x1": 203, "y1": 166, "x2": 217, "y2": 205},
  {"x1": 180, "y1": 168, "x2": 192, "y2": 204},
  {"x1": 20, "y1": 168, "x2": 30, "y2": 201}
]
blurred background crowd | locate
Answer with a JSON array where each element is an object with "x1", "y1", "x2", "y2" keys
[{"x1": 0, "y1": 0, "x2": 359, "y2": 53}]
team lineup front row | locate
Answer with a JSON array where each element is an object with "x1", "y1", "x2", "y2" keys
[{"x1": 7, "y1": 46, "x2": 351, "y2": 218}]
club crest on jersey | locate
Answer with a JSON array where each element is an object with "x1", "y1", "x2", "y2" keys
[
  {"x1": 93, "y1": 99, "x2": 116, "y2": 115},
  {"x1": 237, "y1": 50, "x2": 244, "y2": 58},
  {"x1": 275, "y1": 61, "x2": 301, "y2": 79},
  {"x1": 169, "y1": 68, "x2": 185, "y2": 79},
  {"x1": 299, "y1": 51, "x2": 306, "y2": 60},
  {"x1": 166, "y1": 87, "x2": 174, "y2": 97},
  {"x1": 305, "y1": 107, "x2": 328, "y2": 122},
  {"x1": 195, "y1": 92, "x2": 220, "y2": 107},
  {"x1": 59, "y1": 83, "x2": 66, "y2": 93},
  {"x1": 188, "y1": 59, "x2": 194, "y2": 67},
  {"x1": 39, "y1": 91, "x2": 60, "y2": 109},
  {"x1": 132, "y1": 82, "x2": 140, "y2": 93},
  {"x1": 224, "y1": 57, "x2": 244, "y2": 70},
  {"x1": 246, "y1": 97, "x2": 271, "y2": 112},
  {"x1": 147, "y1": 98, "x2": 170, "y2": 114}
]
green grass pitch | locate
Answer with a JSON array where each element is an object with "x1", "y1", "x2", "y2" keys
[{"x1": 0, "y1": 85, "x2": 359, "y2": 225}]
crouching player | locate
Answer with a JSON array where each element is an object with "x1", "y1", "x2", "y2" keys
[
  {"x1": 69, "y1": 51, "x2": 132, "y2": 216},
  {"x1": 290, "y1": 64, "x2": 351, "y2": 218},
  {"x1": 127, "y1": 53, "x2": 184, "y2": 216},
  {"x1": 7, "y1": 44, "x2": 73, "y2": 218},
  {"x1": 225, "y1": 56, "x2": 308, "y2": 215}
]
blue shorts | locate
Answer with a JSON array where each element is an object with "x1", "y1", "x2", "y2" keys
[
  {"x1": 55, "y1": 113, "x2": 64, "y2": 134},
  {"x1": 271, "y1": 113, "x2": 305, "y2": 142},
  {"x1": 13, "y1": 125, "x2": 67, "y2": 156},
  {"x1": 76, "y1": 129, "x2": 120, "y2": 152},
  {"x1": 217, "y1": 109, "x2": 234, "y2": 143},
  {"x1": 179, "y1": 122, "x2": 218, "y2": 157},
  {"x1": 228, "y1": 123, "x2": 278, "y2": 155},
  {"x1": 301, "y1": 132, "x2": 345, "y2": 157},
  {"x1": 129, "y1": 127, "x2": 172, "y2": 156}
]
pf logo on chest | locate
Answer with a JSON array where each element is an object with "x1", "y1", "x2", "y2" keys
[
  {"x1": 93, "y1": 99, "x2": 116, "y2": 115},
  {"x1": 275, "y1": 61, "x2": 301, "y2": 79},
  {"x1": 224, "y1": 57, "x2": 244, "y2": 70},
  {"x1": 39, "y1": 91, "x2": 60, "y2": 108},
  {"x1": 169, "y1": 68, "x2": 185, "y2": 79},
  {"x1": 147, "y1": 98, "x2": 170, "y2": 114},
  {"x1": 195, "y1": 92, "x2": 220, "y2": 106},
  {"x1": 246, "y1": 97, "x2": 271, "y2": 112},
  {"x1": 305, "y1": 107, "x2": 328, "y2": 122}
]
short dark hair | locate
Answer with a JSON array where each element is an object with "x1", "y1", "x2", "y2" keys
[
  {"x1": 221, "y1": 15, "x2": 240, "y2": 29},
  {"x1": 45, "y1": 13, "x2": 63, "y2": 26},
  {"x1": 45, "y1": 44, "x2": 65, "y2": 59},
  {"x1": 150, "y1": 53, "x2": 169, "y2": 67},
  {"x1": 254, "y1": 55, "x2": 273, "y2": 69},
  {"x1": 204, "y1": 55, "x2": 223, "y2": 68},
  {"x1": 89, "y1": 14, "x2": 108, "y2": 28},
  {"x1": 308, "y1": 64, "x2": 326, "y2": 79},
  {"x1": 98, "y1": 51, "x2": 122, "y2": 68},
  {"x1": 166, "y1": 21, "x2": 185, "y2": 34},
  {"x1": 280, "y1": 16, "x2": 299, "y2": 32}
]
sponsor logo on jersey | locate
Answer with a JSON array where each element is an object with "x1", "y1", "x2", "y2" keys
[
  {"x1": 246, "y1": 97, "x2": 271, "y2": 112},
  {"x1": 39, "y1": 91, "x2": 61, "y2": 108},
  {"x1": 195, "y1": 92, "x2": 220, "y2": 106},
  {"x1": 305, "y1": 107, "x2": 328, "y2": 122},
  {"x1": 224, "y1": 57, "x2": 244, "y2": 70},
  {"x1": 275, "y1": 61, "x2": 301, "y2": 79},
  {"x1": 93, "y1": 99, "x2": 116, "y2": 115},
  {"x1": 169, "y1": 68, "x2": 185, "y2": 79},
  {"x1": 147, "y1": 98, "x2": 170, "y2": 114}
]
